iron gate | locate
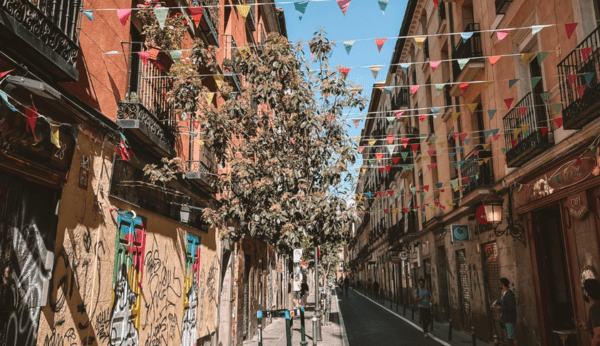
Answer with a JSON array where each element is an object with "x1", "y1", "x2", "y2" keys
[
  {"x1": 483, "y1": 242, "x2": 504, "y2": 343},
  {"x1": 456, "y1": 249, "x2": 472, "y2": 330}
]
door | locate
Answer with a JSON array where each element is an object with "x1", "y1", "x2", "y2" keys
[
  {"x1": 533, "y1": 206, "x2": 576, "y2": 346},
  {"x1": 456, "y1": 249, "x2": 472, "y2": 330},
  {"x1": 482, "y1": 242, "x2": 504, "y2": 344},
  {"x1": 436, "y1": 246, "x2": 450, "y2": 321},
  {"x1": 529, "y1": 57, "x2": 549, "y2": 128}
]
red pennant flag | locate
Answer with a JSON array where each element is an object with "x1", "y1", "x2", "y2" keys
[
  {"x1": 554, "y1": 117, "x2": 563, "y2": 128},
  {"x1": 375, "y1": 38, "x2": 387, "y2": 52},
  {"x1": 0, "y1": 69, "x2": 14, "y2": 79},
  {"x1": 441, "y1": 205, "x2": 446, "y2": 210},
  {"x1": 440, "y1": 189, "x2": 445, "y2": 193},
  {"x1": 392, "y1": 157, "x2": 400, "y2": 165},
  {"x1": 375, "y1": 153, "x2": 384, "y2": 162},
  {"x1": 489, "y1": 56, "x2": 501, "y2": 66},
  {"x1": 462, "y1": 177, "x2": 470, "y2": 184},
  {"x1": 510, "y1": 139, "x2": 517, "y2": 147},
  {"x1": 411, "y1": 143, "x2": 419, "y2": 153},
  {"x1": 193, "y1": 120, "x2": 199, "y2": 130},
  {"x1": 384, "y1": 209, "x2": 389, "y2": 213},
  {"x1": 581, "y1": 47, "x2": 593, "y2": 61},
  {"x1": 428, "y1": 150, "x2": 436, "y2": 156},
  {"x1": 565, "y1": 23, "x2": 578, "y2": 39},
  {"x1": 385, "y1": 165, "x2": 391, "y2": 173},
  {"x1": 504, "y1": 98, "x2": 514, "y2": 109},
  {"x1": 568, "y1": 74, "x2": 578, "y2": 86},
  {"x1": 459, "y1": 83, "x2": 469, "y2": 93},
  {"x1": 423, "y1": 185, "x2": 429, "y2": 192},
  {"x1": 189, "y1": 7, "x2": 204, "y2": 27},
  {"x1": 403, "y1": 208, "x2": 408, "y2": 213},
  {"x1": 459, "y1": 133, "x2": 468, "y2": 141},
  {"x1": 541, "y1": 127, "x2": 549, "y2": 136},
  {"x1": 401, "y1": 138, "x2": 409, "y2": 148},
  {"x1": 427, "y1": 163, "x2": 438, "y2": 170},
  {"x1": 519, "y1": 106, "x2": 529, "y2": 116},
  {"x1": 386, "y1": 135, "x2": 394, "y2": 144},
  {"x1": 377, "y1": 191, "x2": 383, "y2": 197},
  {"x1": 577, "y1": 85, "x2": 586, "y2": 98},
  {"x1": 26, "y1": 104, "x2": 39, "y2": 140},
  {"x1": 138, "y1": 52, "x2": 150, "y2": 66},
  {"x1": 452, "y1": 132, "x2": 459, "y2": 139},
  {"x1": 339, "y1": 67, "x2": 350, "y2": 77},
  {"x1": 493, "y1": 134, "x2": 501, "y2": 141},
  {"x1": 387, "y1": 190, "x2": 394, "y2": 196},
  {"x1": 433, "y1": 0, "x2": 438, "y2": 7},
  {"x1": 395, "y1": 110, "x2": 405, "y2": 118},
  {"x1": 419, "y1": 115, "x2": 427, "y2": 122},
  {"x1": 473, "y1": 150, "x2": 480, "y2": 156},
  {"x1": 378, "y1": 167, "x2": 385, "y2": 173}
]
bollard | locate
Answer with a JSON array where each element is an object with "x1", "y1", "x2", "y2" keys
[
  {"x1": 312, "y1": 314, "x2": 318, "y2": 346},
  {"x1": 493, "y1": 335, "x2": 499, "y2": 346},
  {"x1": 448, "y1": 319, "x2": 453, "y2": 341},
  {"x1": 285, "y1": 311, "x2": 292, "y2": 346},
  {"x1": 300, "y1": 307, "x2": 307, "y2": 346},
  {"x1": 258, "y1": 311, "x2": 263, "y2": 346},
  {"x1": 471, "y1": 326, "x2": 476, "y2": 346}
]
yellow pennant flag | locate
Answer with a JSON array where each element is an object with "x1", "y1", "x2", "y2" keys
[
  {"x1": 438, "y1": 142, "x2": 446, "y2": 148},
  {"x1": 214, "y1": 74, "x2": 226, "y2": 89},
  {"x1": 50, "y1": 124, "x2": 60, "y2": 148},
  {"x1": 240, "y1": 46, "x2": 251, "y2": 55},
  {"x1": 521, "y1": 53, "x2": 535, "y2": 64},
  {"x1": 483, "y1": 81, "x2": 494, "y2": 89},
  {"x1": 393, "y1": 209, "x2": 398, "y2": 215},
  {"x1": 482, "y1": 143, "x2": 489, "y2": 150},
  {"x1": 414, "y1": 37, "x2": 427, "y2": 49},
  {"x1": 368, "y1": 140, "x2": 377, "y2": 147},
  {"x1": 478, "y1": 161, "x2": 484, "y2": 166},
  {"x1": 205, "y1": 93, "x2": 214, "y2": 105},
  {"x1": 198, "y1": 139, "x2": 205, "y2": 146},
  {"x1": 422, "y1": 156, "x2": 429, "y2": 161},
  {"x1": 236, "y1": 5, "x2": 251, "y2": 21},
  {"x1": 467, "y1": 103, "x2": 478, "y2": 113},
  {"x1": 484, "y1": 158, "x2": 490, "y2": 163},
  {"x1": 453, "y1": 186, "x2": 460, "y2": 192},
  {"x1": 452, "y1": 112, "x2": 460, "y2": 121},
  {"x1": 514, "y1": 128, "x2": 521, "y2": 137},
  {"x1": 522, "y1": 124, "x2": 529, "y2": 133}
]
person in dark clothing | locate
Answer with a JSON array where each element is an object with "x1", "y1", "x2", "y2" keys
[
  {"x1": 344, "y1": 276, "x2": 350, "y2": 297},
  {"x1": 414, "y1": 278, "x2": 434, "y2": 337},
  {"x1": 301, "y1": 279, "x2": 309, "y2": 308},
  {"x1": 373, "y1": 280, "x2": 380, "y2": 301},
  {"x1": 494, "y1": 278, "x2": 518, "y2": 346},
  {"x1": 578, "y1": 279, "x2": 600, "y2": 346}
]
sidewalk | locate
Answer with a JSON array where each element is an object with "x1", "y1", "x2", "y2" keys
[
  {"x1": 242, "y1": 288, "x2": 347, "y2": 346},
  {"x1": 352, "y1": 288, "x2": 494, "y2": 346}
]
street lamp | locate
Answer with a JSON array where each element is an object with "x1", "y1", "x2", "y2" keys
[
  {"x1": 180, "y1": 205, "x2": 191, "y2": 223},
  {"x1": 483, "y1": 196, "x2": 503, "y2": 231}
]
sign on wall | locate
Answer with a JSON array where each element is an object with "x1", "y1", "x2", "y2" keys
[
  {"x1": 451, "y1": 224, "x2": 470, "y2": 242},
  {"x1": 293, "y1": 248, "x2": 303, "y2": 263},
  {"x1": 567, "y1": 191, "x2": 589, "y2": 219}
]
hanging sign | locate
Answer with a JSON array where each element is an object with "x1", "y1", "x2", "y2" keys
[
  {"x1": 451, "y1": 224, "x2": 470, "y2": 242},
  {"x1": 476, "y1": 205, "x2": 488, "y2": 224},
  {"x1": 567, "y1": 191, "x2": 589, "y2": 219},
  {"x1": 399, "y1": 252, "x2": 408, "y2": 261},
  {"x1": 391, "y1": 256, "x2": 401, "y2": 264},
  {"x1": 293, "y1": 248, "x2": 303, "y2": 263}
]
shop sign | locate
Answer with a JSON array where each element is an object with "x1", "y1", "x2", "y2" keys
[
  {"x1": 390, "y1": 256, "x2": 401, "y2": 264},
  {"x1": 567, "y1": 192, "x2": 589, "y2": 219},
  {"x1": 293, "y1": 248, "x2": 302, "y2": 263},
  {"x1": 451, "y1": 224, "x2": 470, "y2": 242},
  {"x1": 549, "y1": 157, "x2": 596, "y2": 190},
  {"x1": 399, "y1": 252, "x2": 408, "y2": 261}
]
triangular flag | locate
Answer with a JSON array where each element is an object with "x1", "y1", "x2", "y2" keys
[
  {"x1": 460, "y1": 32, "x2": 474, "y2": 42},
  {"x1": 497, "y1": 30, "x2": 509, "y2": 41},
  {"x1": 568, "y1": 74, "x2": 578, "y2": 86},
  {"x1": 584, "y1": 72, "x2": 595, "y2": 86},
  {"x1": 493, "y1": 134, "x2": 501, "y2": 141},
  {"x1": 339, "y1": 67, "x2": 350, "y2": 79},
  {"x1": 138, "y1": 52, "x2": 150, "y2": 66},
  {"x1": 489, "y1": 56, "x2": 501, "y2": 66},
  {"x1": 433, "y1": 0, "x2": 439, "y2": 7},
  {"x1": 411, "y1": 143, "x2": 419, "y2": 153},
  {"x1": 532, "y1": 25, "x2": 544, "y2": 35},
  {"x1": 509, "y1": 79, "x2": 519, "y2": 89},
  {"x1": 460, "y1": 133, "x2": 468, "y2": 141},
  {"x1": 431, "y1": 107, "x2": 441, "y2": 116},
  {"x1": 400, "y1": 63, "x2": 410, "y2": 72},
  {"x1": 387, "y1": 116, "x2": 395, "y2": 125},
  {"x1": 430, "y1": 136, "x2": 437, "y2": 142},
  {"x1": 430, "y1": 61, "x2": 441, "y2": 72},
  {"x1": 205, "y1": 93, "x2": 214, "y2": 105},
  {"x1": 514, "y1": 128, "x2": 521, "y2": 137},
  {"x1": 169, "y1": 50, "x2": 182, "y2": 62},
  {"x1": 554, "y1": 118, "x2": 563, "y2": 128},
  {"x1": 401, "y1": 151, "x2": 409, "y2": 161},
  {"x1": 236, "y1": 5, "x2": 251, "y2": 21},
  {"x1": 343, "y1": 41, "x2": 355, "y2": 55},
  {"x1": 294, "y1": 1, "x2": 309, "y2": 20},
  {"x1": 352, "y1": 119, "x2": 361, "y2": 128},
  {"x1": 117, "y1": 9, "x2": 131, "y2": 27},
  {"x1": 214, "y1": 74, "x2": 225, "y2": 89},
  {"x1": 50, "y1": 124, "x2": 60, "y2": 148},
  {"x1": 378, "y1": 0, "x2": 389, "y2": 14},
  {"x1": 458, "y1": 59, "x2": 470, "y2": 70},
  {"x1": 401, "y1": 138, "x2": 409, "y2": 148},
  {"x1": 189, "y1": 7, "x2": 204, "y2": 27},
  {"x1": 452, "y1": 112, "x2": 460, "y2": 121},
  {"x1": 392, "y1": 158, "x2": 400, "y2": 164},
  {"x1": 540, "y1": 92, "x2": 549, "y2": 103},
  {"x1": 504, "y1": 98, "x2": 514, "y2": 109},
  {"x1": 467, "y1": 103, "x2": 478, "y2": 113},
  {"x1": 577, "y1": 85, "x2": 586, "y2": 98},
  {"x1": 375, "y1": 38, "x2": 387, "y2": 52},
  {"x1": 0, "y1": 90, "x2": 17, "y2": 111},
  {"x1": 369, "y1": 140, "x2": 377, "y2": 146},
  {"x1": 419, "y1": 115, "x2": 427, "y2": 122},
  {"x1": 531, "y1": 77, "x2": 542, "y2": 89},
  {"x1": 375, "y1": 153, "x2": 384, "y2": 162},
  {"x1": 358, "y1": 146, "x2": 364, "y2": 153},
  {"x1": 581, "y1": 47, "x2": 593, "y2": 61},
  {"x1": 25, "y1": 104, "x2": 38, "y2": 140},
  {"x1": 394, "y1": 110, "x2": 405, "y2": 118},
  {"x1": 410, "y1": 85, "x2": 420, "y2": 95},
  {"x1": 387, "y1": 145, "x2": 395, "y2": 154},
  {"x1": 379, "y1": 167, "x2": 385, "y2": 173},
  {"x1": 428, "y1": 150, "x2": 436, "y2": 156},
  {"x1": 385, "y1": 165, "x2": 392, "y2": 173},
  {"x1": 484, "y1": 130, "x2": 492, "y2": 139},
  {"x1": 537, "y1": 52, "x2": 549, "y2": 65},
  {"x1": 553, "y1": 103, "x2": 562, "y2": 114},
  {"x1": 460, "y1": 83, "x2": 469, "y2": 93},
  {"x1": 84, "y1": 10, "x2": 95, "y2": 21},
  {"x1": 370, "y1": 65, "x2": 382, "y2": 78},
  {"x1": 385, "y1": 87, "x2": 394, "y2": 95},
  {"x1": 438, "y1": 142, "x2": 446, "y2": 148},
  {"x1": 541, "y1": 127, "x2": 549, "y2": 136},
  {"x1": 153, "y1": 7, "x2": 169, "y2": 29},
  {"x1": 387, "y1": 190, "x2": 394, "y2": 196},
  {"x1": 521, "y1": 53, "x2": 534, "y2": 64},
  {"x1": 414, "y1": 37, "x2": 426, "y2": 49},
  {"x1": 337, "y1": 0, "x2": 352, "y2": 15},
  {"x1": 488, "y1": 109, "x2": 497, "y2": 120},
  {"x1": 386, "y1": 135, "x2": 394, "y2": 144},
  {"x1": 435, "y1": 84, "x2": 445, "y2": 94},
  {"x1": 501, "y1": 147, "x2": 507, "y2": 154},
  {"x1": 519, "y1": 106, "x2": 529, "y2": 116},
  {"x1": 522, "y1": 124, "x2": 530, "y2": 134},
  {"x1": 436, "y1": 183, "x2": 443, "y2": 189},
  {"x1": 464, "y1": 138, "x2": 472, "y2": 145},
  {"x1": 565, "y1": 23, "x2": 578, "y2": 39}
]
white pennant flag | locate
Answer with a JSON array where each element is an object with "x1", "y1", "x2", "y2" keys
[{"x1": 370, "y1": 65, "x2": 382, "y2": 79}]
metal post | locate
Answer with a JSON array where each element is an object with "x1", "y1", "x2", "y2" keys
[
  {"x1": 300, "y1": 307, "x2": 307, "y2": 346},
  {"x1": 313, "y1": 245, "x2": 322, "y2": 341},
  {"x1": 285, "y1": 310, "x2": 292, "y2": 346},
  {"x1": 471, "y1": 326, "x2": 476, "y2": 346},
  {"x1": 311, "y1": 314, "x2": 318, "y2": 346},
  {"x1": 257, "y1": 310, "x2": 263, "y2": 346},
  {"x1": 448, "y1": 319, "x2": 453, "y2": 341}
]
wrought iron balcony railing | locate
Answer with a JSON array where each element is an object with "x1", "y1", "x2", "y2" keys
[
  {"x1": 388, "y1": 219, "x2": 404, "y2": 245},
  {"x1": 461, "y1": 149, "x2": 493, "y2": 197},
  {"x1": 248, "y1": 0, "x2": 256, "y2": 31},
  {"x1": 452, "y1": 23, "x2": 483, "y2": 80},
  {"x1": 495, "y1": 0, "x2": 513, "y2": 15},
  {"x1": 502, "y1": 92, "x2": 554, "y2": 167},
  {"x1": 199, "y1": 3, "x2": 219, "y2": 47},
  {"x1": 0, "y1": 0, "x2": 81, "y2": 80},
  {"x1": 117, "y1": 102, "x2": 176, "y2": 156},
  {"x1": 558, "y1": 24, "x2": 600, "y2": 129},
  {"x1": 393, "y1": 87, "x2": 410, "y2": 109},
  {"x1": 225, "y1": 35, "x2": 242, "y2": 91},
  {"x1": 185, "y1": 145, "x2": 218, "y2": 188}
]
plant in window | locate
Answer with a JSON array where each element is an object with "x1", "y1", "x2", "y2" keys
[{"x1": 137, "y1": 2, "x2": 187, "y2": 50}]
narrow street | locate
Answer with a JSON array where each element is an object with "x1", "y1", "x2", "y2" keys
[{"x1": 338, "y1": 288, "x2": 447, "y2": 346}]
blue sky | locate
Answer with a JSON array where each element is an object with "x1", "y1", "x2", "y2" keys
[{"x1": 279, "y1": 0, "x2": 407, "y2": 192}]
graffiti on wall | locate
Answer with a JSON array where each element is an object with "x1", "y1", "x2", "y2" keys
[
  {"x1": 110, "y1": 212, "x2": 146, "y2": 346},
  {"x1": 181, "y1": 233, "x2": 201, "y2": 346}
]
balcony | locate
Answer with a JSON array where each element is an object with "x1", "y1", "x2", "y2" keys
[
  {"x1": 248, "y1": 0, "x2": 256, "y2": 31},
  {"x1": 388, "y1": 219, "x2": 404, "y2": 246},
  {"x1": 450, "y1": 23, "x2": 484, "y2": 95},
  {"x1": 199, "y1": 4, "x2": 219, "y2": 46},
  {"x1": 393, "y1": 87, "x2": 410, "y2": 109},
  {"x1": 185, "y1": 145, "x2": 218, "y2": 190},
  {"x1": 224, "y1": 36, "x2": 242, "y2": 92},
  {"x1": 503, "y1": 92, "x2": 554, "y2": 167},
  {"x1": 460, "y1": 149, "x2": 494, "y2": 206},
  {"x1": 0, "y1": 0, "x2": 81, "y2": 81},
  {"x1": 495, "y1": 0, "x2": 513, "y2": 15},
  {"x1": 558, "y1": 25, "x2": 600, "y2": 129}
]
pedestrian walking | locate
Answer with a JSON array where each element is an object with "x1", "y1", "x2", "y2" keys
[
  {"x1": 577, "y1": 279, "x2": 600, "y2": 345},
  {"x1": 414, "y1": 278, "x2": 434, "y2": 338},
  {"x1": 373, "y1": 280, "x2": 380, "y2": 302},
  {"x1": 344, "y1": 276, "x2": 350, "y2": 297},
  {"x1": 493, "y1": 278, "x2": 518, "y2": 346},
  {"x1": 301, "y1": 278, "x2": 309, "y2": 308},
  {"x1": 293, "y1": 275, "x2": 302, "y2": 313}
]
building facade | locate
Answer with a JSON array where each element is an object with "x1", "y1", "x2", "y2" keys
[{"x1": 350, "y1": 0, "x2": 600, "y2": 344}]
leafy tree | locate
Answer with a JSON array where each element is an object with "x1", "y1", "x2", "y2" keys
[{"x1": 199, "y1": 29, "x2": 366, "y2": 251}]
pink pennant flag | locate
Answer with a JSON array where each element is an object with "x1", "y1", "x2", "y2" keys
[
  {"x1": 311, "y1": 52, "x2": 315, "y2": 60},
  {"x1": 577, "y1": 85, "x2": 586, "y2": 98},
  {"x1": 430, "y1": 61, "x2": 441, "y2": 72},
  {"x1": 358, "y1": 146, "x2": 364, "y2": 153},
  {"x1": 504, "y1": 98, "x2": 514, "y2": 109},
  {"x1": 497, "y1": 30, "x2": 509, "y2": 41},
  {"x1": 138, "y1": 52, "x2": 150, "y2": 66},
  {"x1": 395, "y1": 110, "x2": 405, "y2": 118},
  {"x1": 428, "y1": 150, "x2": 436, "y2": 156},
  {"x1": 0, "y1": 69, "x2": 13, "y2": 79},
  {"x1": 473, "y1": 150, "x2": 480, "y2": 156},
  {"x1": 519, "y1": 106, "x2": 529, "y2": 116},
  {"x1": 410, "y1": 85, "x2": 420, "y2": 95},
  {"x1": 419, "y1": 115, "x2": 427, "y2": 122},
  {"x1": 375, "y1": 38, "x2": 387, "y2": 52},
  {"x1": 117, "y1": 9, "x2": 132, "y2": 27},
  {"x1": 565, "y1": 23, "x2": 578, "y2": 39},
  {"x1": 489, "y1": 56, "x2": 501, "y2": 66},
  {"x1": 554, "y1": 117, "x2": 563, "y2": 128},
  {"x1": 25, "y1": 104, "x2": 39, "y2": 140},
  {"x1": 427, "y1": 163, "x2": 438, "y2": 170},
  {"x1": 189, "y1": 7, "x2": 204, "y2": 27},
  {"x1": 581, "y1": 47, "x2": 593, "y2": 61},
  {"x1": 337, "y1": 0, "x2": 352, "y2": 15},
  {"x1": 459, "y1": 133, "x2": 468, "y2": 141},
  {"x1": 290, "y1": 138, "x2": 295, "y2": 144},
  {"x1": 493, "y1": 134, "x2": 501, "y2": 141}
]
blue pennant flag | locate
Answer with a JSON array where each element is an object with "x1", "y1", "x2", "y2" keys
[
  {"x1": 400, "y1": 63, "x2": 410, "y2": 73},
  {"x1": 435, "y1": 183, "x2": 443, "y2": 189},
  {"x1": 84, "y1": 10, "x2": 95, "y2": 21},
  {"x1": 488, "y1": 109, "x2": 497, "y2": 120},
  {"x1": 343, "y1": 41, "x2": 355, "y2": 55},
  {"x1": 484, "y1": 130, "x2": 492, "y2": 139},
  {"x1": 0, "y1": 90, "x2": 17, "y2": 111},
  {"x1": 464, "y1": 138, "x2": 471, "y2": 145},
  {"x1": 366, "y1": 192, "x2": 372, "y2": 198},
  {"x1": 378, "y1": 0, "x2": 389, "y2": 14},
  {"x1": 294, "y1": 1, "x2": 309, "y2": 20},
  {"x1": 460, "y1": 32, "x2": 473, "y2": 42},
  {"x1": 449, "y1": 153, "x2": 456, "y2": 158},
  {"x1": 491, "y1": 128, "x2": 500, "y2": 136},
  {"x1": 584, "y1": 72, "x2": 595, "y2": 86},
  {"x1": 509, "y1": 79, "x2": 520, "y2": 89},
  {"x1": 431, "y1": 107, "x2": 441, "y2": 116}
]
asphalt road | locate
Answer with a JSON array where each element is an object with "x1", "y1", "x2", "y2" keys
[{"x1": 337, "y1": 288, "x2": 445, "y2": 346}]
